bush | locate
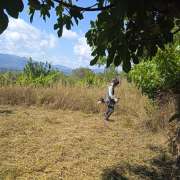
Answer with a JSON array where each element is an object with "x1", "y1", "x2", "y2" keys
[
  {"x1": 128, "y1": 43, "x2": 180, "y2": 98},
  {"x1": 16, "y1": 58, "x2": 63, "y2": 86},
  {"x1": 0, "y1": 72, "x2": 19, "y2": 86}
]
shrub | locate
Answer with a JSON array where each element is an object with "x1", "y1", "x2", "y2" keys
[
  {"x1": 17, "y1": 58, "x2": 62, "y2": 86},
  {"x1": 128, "y1": 43, "x2": 180, "y2": 97}
]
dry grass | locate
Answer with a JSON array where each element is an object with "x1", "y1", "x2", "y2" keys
[
  {"x1": 145, "y1": 92, "x2": 177, "y2": 132},
  {"x1": 0, "y1": 79, "x2": 176, "y2": 179},
  {"x1": 0, "y1": 85, "x2": 102, "y2": 113},
  {"x1": 0, "y1": 105, "x2": 167, "y2": 180},
  {"x1": 0, "y1": 79, "x2": 152, "y2": 119}
]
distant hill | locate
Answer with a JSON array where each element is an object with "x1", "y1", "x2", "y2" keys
[
  {"x1": 0, "y1": 54, "x2": 27, "y2": 71},
  {"x1": 0, "y1": 54, "x2": 104, "y2": 74},
  {"x1": 52, "y1": 65, "x2": 73, "y2": 74},
  {"x1": 0, "y1": 54, "x2": 73, "y2": 74}
]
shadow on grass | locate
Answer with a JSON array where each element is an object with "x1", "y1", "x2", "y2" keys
[
  {"x1": 0, "y1": 166, "x2": 20, "y2": 180},
  {"x1": 107, "y1": 119, "x2": 115, "y2": 122},
  {"x1": 169, "y1": 113, "x2": 180, "y2": 122},
  {"x1": 0, "y1": 109, "x2": 13, "y2": 114},
  {"x1": 102, "y1": 146, "x2": 180, "y2": 180}
]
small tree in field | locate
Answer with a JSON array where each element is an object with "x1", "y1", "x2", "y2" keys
[{"x1": 18, "y1": 57, "x2": 60, "y2": 86}]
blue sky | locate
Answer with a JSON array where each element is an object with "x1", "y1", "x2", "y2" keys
[{"x1": 0, "y1": 0, "x2": 100, "y2": 69}]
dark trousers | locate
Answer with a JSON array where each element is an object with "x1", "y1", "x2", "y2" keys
[{"x1": 104, "y1": 99, "x2": 115, "y2": 120}]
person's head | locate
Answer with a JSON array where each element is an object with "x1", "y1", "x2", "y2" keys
[{"x1": 111, "y1": 78, "x2": 120, "y2": 87}]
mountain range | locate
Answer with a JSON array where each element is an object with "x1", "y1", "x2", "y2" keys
[{"x1": 0, "y1": 54, "x2": 104, "y2": 74}]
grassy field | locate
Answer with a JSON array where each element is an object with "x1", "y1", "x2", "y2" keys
[
  {"x1": 0, "y1": 105, "x2": 168, "y2": 180},
  {"x1": 0, "y1": 79, "x2": 176, "y2": 179}
]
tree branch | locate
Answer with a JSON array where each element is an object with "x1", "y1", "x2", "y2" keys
[{"x1": 53, "y1": 0, "x2": 113, "y2": 11}]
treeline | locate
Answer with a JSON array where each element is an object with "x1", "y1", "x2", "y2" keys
[{"x1": 0, "y1": 59, "x2": 123, "y2": 87}]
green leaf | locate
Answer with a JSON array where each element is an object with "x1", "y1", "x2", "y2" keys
[
  {"x1": 0, "y1": 10, "x2": 9, "y2": 34},
  {"x1": 166, "y1": 32, "x2": 173, "y2": 43},
  {"x1": 47, "y1": 0, "x2": 54, "y2": 8},
  {"x1": 57, "y1": 25, "x2": 63, "y2": 37},
  {"x1": 74, "y1": 17, "x2": 79, "y2": 25},
  {"x1": 132, "y1": 55, "x2": 139, "y2": 64},
  {"x1": 40, "y1": 4, "x2": 51, "y2": 21},
  {"x1": 106, "y1": 56, "x2": 113, "y2": 68},
  {"x1": 70, "y1": 7, "x2": 84, "y2": 22},
  {"x1": 90, "y1": 57, "x2": 98, "y2": 66},
  {"x1": 149, "y1": 45, "x2": 157, "y2": 57},
  {"x1": 77, "y1": 13, "x2": 83, "y2": 20},
  {"x1": 136, "y1": 46, "x2": 143, "y2": 57},
  {"x1": 55, "y1": 5, "x2": 63, "y2": 16},
  {"x1": 54, "y1": 23, "x2": 59, "y2": 30},
  {"x1": 29, "y1": 9, "x2": 35, "y2": 23},
  {"x1": 5, "y1": 0, "x2": 24, "y2": 18},
  {"x1": 113, "y1": 54, "x2": 121, "y2": 66},
  {"x1": 28, "y1": 0, "x2": 41, "y2": 10},
  {"x1": 122, "y1": 60, "x2": 131, "y2": 72},
  {"x1": 106, "y1": 47, "x2": 116, "y2": 67},
  {"x1": 30, "y1": 13, "x2": 34, "y2": 23},
  {"x1": 122, "y1": 50, "x2": 131, "y2": 72},
  {"x1": 63, "y1": 15, "x2": 72, "y2": 30}
]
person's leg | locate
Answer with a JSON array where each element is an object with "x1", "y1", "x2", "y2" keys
[
  {"x1": 104, "y1": 105, "x2": 114, "y2": 120},
  {"x1": 104, "y1": 100, "x2": 109, "y2": 120}
]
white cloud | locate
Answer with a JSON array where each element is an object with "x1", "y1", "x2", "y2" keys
[
  {"x1": 0, "y1": 18, "x2": 59, "y2": 60},
  {"x1": 62, "y1": 28, "x2": 78, "y2": 39},
  {"x1": 73, "y1": 36, "x2": 92, "y2": 67},
  {"x1": 48, "y1": 55, "x2": 73, "y2": 67},
  {"x1": 0, "y1": 18, "x2": 95, "y2": 69},
  {"x1": 0, "y1": 18, "x2": 79, "y2": 64}
]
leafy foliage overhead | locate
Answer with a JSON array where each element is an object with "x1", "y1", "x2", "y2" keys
[
  {"x1": 0, "y1": 0, "x2": 180, "y2": 71},
  {"x1": 0, "y1": 0, "x2": 24, "y2": 34}
]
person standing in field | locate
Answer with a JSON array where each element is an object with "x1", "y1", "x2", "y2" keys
[
  {"x1": 98, "y1": 78, "x2": 120, "y2": 122},
  {"x1": 104, "y1": 78, "x2": 120, "y2": 121}
]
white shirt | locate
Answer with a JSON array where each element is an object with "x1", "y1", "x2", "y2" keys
[
  {"x1": 108, "y1": 85, "x2": 115, "y2": 99},
  {"x1": 106, "y1": 83, "x2": 118, "y2": 102}
]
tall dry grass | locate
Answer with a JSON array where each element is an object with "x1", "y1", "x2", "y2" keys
[
  {"x1": 0, "y1": 86, "x2": 101, "y2": 113},
  {"x1": 0, "y1": 79, "x2": 155, "y2": 125},
  {"x1": 145, "y1": 97, "x2": 176, "y2": 132}
]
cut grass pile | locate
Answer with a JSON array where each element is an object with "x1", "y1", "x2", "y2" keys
[{"x1": 0, "y1": 105, "x2": 167, "y2": 180}]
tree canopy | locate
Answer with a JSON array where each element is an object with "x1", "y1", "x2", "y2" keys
[{"x1": 0, "y1": 0, "x2": 180, "y2": 71}]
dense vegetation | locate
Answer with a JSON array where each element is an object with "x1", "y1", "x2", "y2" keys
[
  {"x1": 0, "y1": 59, "x2": 121, "y2": 87},
  {"x1": 128, "y1": 39, "x2": 180, "y2": 97}
]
